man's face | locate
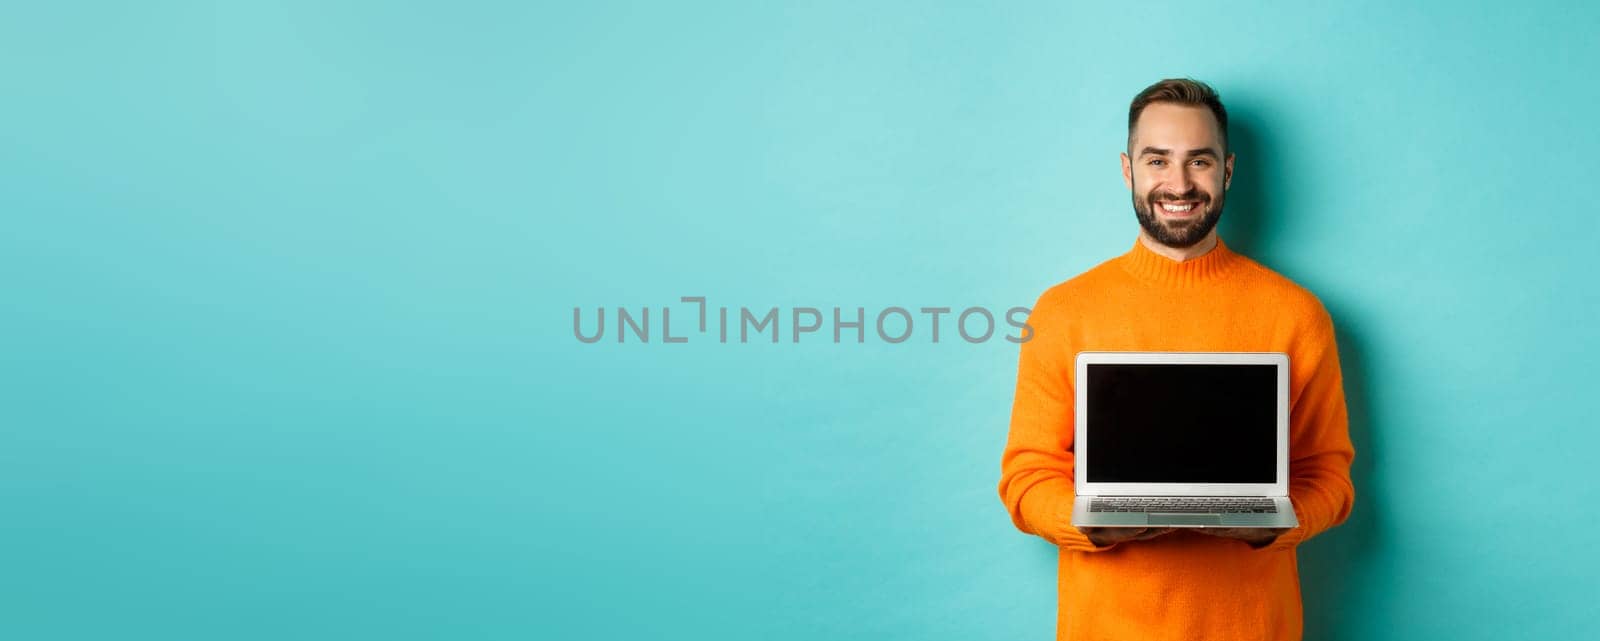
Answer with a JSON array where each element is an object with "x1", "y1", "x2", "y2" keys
[{"x1": 1120, "y1": 103, "x2": 1235, "y2": 248}]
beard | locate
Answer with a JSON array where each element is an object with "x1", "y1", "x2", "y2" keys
[{"x1": 1132, "y1": 183, "x2": 1225, "y2": 249}]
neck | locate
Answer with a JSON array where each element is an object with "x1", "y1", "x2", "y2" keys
[{"x1": 1137, "y1": 229, "x2": 1219, "y2": 262}]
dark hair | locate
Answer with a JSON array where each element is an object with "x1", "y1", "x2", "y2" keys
[{"x1": 1127, "y1": 78, "x2": 1229, "y2": 153}]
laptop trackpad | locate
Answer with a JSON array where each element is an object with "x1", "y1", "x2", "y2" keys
[{"x1": 1148, "y1": 514, "x2": 1222, "y2": 526}]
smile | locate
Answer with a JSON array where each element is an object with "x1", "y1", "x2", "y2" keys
[{"x1": 1159, "y1": 201, "x2": 1201, "y2": 216}]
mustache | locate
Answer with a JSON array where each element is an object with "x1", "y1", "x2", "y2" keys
[{"x1": 1149, "y1": 190, "x2": 1208, "y2": 203}]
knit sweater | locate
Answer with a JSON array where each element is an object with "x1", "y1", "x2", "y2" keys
[{"x1": 998, "y1": 235, "x2": 1356, "y2": 641}]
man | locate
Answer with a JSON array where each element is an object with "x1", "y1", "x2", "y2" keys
[{"x1": 996, "y1": 78, "x2": 1355, "y2": 640}]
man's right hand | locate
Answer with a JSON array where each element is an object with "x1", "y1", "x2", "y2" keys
[{"x1": 1079, "y1": 526, "x2": 1175, "y2": 547}]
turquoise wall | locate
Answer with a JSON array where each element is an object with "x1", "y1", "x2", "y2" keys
[{"x1": 4, "y1": 1, "x2": 1596, "y2": 639}]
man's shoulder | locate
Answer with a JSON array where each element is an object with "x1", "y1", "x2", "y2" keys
[
  {"x1": 1027, "y1": 254, "x2": 1127, "y2": 314},
  {"x1": 1235, "y1": 254, "x2": 1336, "y2": 326}
]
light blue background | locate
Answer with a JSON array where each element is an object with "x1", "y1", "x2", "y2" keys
[{"x1": 3, "y1": 1, "x2": 1596, "y2": 639}]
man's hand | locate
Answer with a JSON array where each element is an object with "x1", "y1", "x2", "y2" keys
[
  {"x1": 1191, "y1": 527, "x2": 1290, "y2": 548},
  {"x1": 1080, "y1": 526, "x2": 1175, "y2": 547}
]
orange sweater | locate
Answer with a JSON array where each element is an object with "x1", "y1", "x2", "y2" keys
[{"x1": 998, "y1": 236, "x2": 1355, "y2": 641}]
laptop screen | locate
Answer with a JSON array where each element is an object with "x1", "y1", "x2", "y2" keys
[{"x1": 1085, "y1": 363, "x2": 1277, "y2": 483}]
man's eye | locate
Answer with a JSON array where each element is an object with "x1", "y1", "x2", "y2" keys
[
  {"x1": 1148, "y1": 159, "x2": 1165, "y2": 166},
  {"x1": 1192, "y1": 160, "x2": 1210, "y2": 167}
]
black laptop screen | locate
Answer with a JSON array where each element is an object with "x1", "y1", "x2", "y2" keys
[{"x1": 1085, "y1": 363, "x2": 1278, "y2": 483}]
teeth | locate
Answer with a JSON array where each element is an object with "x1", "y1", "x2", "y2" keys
[{"x1": 1161, "y1": 202, "x2": 1194, "y2": 212}]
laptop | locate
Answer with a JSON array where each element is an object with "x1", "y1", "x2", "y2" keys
[{"x1": 1070, "y1": 351, "x2": 1298, "y2": 529}]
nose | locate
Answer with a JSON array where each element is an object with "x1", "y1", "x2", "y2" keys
[{"x1": 1175, "y1": 165, "x2": 1196, "y2": 195}]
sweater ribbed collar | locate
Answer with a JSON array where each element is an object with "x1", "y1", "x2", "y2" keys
[{"x1": 1118, "y1": 235, "x2": 1246, "y2": 287}]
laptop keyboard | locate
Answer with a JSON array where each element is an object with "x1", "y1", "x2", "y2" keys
[{"x1": 1089, "y1": 497, "x2": 1278, "y2": 513}]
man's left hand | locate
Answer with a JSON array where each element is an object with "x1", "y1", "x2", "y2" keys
[{"x1": 1190, "y1": 527, "x2": 1290, "y2": 548}]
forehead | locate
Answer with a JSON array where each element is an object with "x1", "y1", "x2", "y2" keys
[{"x1": 1131, "y1": 103, "x2": 1223, "y2": 151}]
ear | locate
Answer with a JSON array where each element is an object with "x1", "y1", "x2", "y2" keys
[
  {"x1": 1224, "y1": 152, "x2": 1235, "y2": 190},
  {"x1": 1121, "y1": 152, "x2": 1133, "y2": 190}
]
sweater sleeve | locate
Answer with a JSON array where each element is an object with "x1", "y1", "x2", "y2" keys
[
  {"x1": 1261, "y1": 306, "x2": 1357, "y2": 552},
  {"x1": 997, "y1": 293, "x2": 1117, "y2": 553}
]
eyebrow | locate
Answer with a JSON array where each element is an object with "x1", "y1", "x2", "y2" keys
[{"x1": 1138, "y1": 146, "x2": 1220, "y2": 159}]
